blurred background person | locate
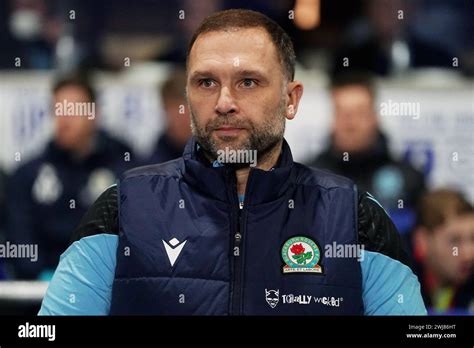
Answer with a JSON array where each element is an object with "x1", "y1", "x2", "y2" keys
[
  {"x1": 143, "y1": 67, "x2": 191, "y2": 164},
  {"x1": 412, "y1": 189, "x2": 474, "y2": 314},
  {"x1": 5, "y1": 73, "x2": 135, "y2": 280},
  {"x1": 0, "y1": 0, "x2": 58, "y2": 69},
  {"x1": 306, "y1": 72, "x2": 425, "y2": 236},
  {"x1": 332, "y1": 0, "x2": 454, "y2": 76}
]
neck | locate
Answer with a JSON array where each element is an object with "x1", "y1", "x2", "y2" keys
[
  {"x1": 235, "y1": 140, "x2": 282, "y2": 195},
  {"x1": 201, "y1": 140, "x2": 284, "y2": 195},
  {"x1": 71, "y1": 135, "x2": 95, "y2": 160}
]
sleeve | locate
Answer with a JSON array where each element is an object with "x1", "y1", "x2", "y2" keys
[
  {"x1": 357, "y1": 192, "x2": 426, "y2": 315},
  {"x1": 39, "y1": 185, "x2": 120, "y2": 315},
  {"x1": 358, "y1": 191, "x2": 411, "y2": 267},
  {"x1": 38, "y1": 234, "x2": 118, "y2": 315},
  {"x1": 71, "y1": 184, "x2": 119, "y2": 243},
  {"x1": 360, "y1": 250, "x2": 426, "y2": 315}
]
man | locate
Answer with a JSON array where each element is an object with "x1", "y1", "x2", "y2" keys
[
  {"x1": 6, "y1": 74, "x2": 134, "y2": 279},
  {"x1": 39, "y1": 9, "x2": 425, "y2": 315},
  {"x1": 412, "y1": 190, "x2": 474, "y2": 314},
  {"x1": 307, "y1": 72, "x2": 425, "y2": 236},
  {"x1": 144, "y1": 67, "x2": 192, "y2": 164}
]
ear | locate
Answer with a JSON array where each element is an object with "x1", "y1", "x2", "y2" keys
[
  {"x1": 285, "y1": 80, "x2": 304, "y2": 120},
  {"x1": 413, "y1": 226, "x2": 430, "y2": 260}
]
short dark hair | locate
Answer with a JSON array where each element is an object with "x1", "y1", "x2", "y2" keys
[
  {"x1": 52, "y1": 73, "x2": 96, "y2": 103},
  {"x1": 416, "y1": 189, "x2": 473, "y2": 231},
  {"x1": 187, "y1": 9, "x2": 296, "y2": 81},
  {"x1": 331, "y1": 71, "x2": 376, "y2": 99}
]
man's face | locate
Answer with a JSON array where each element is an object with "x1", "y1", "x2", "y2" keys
[
  {"x1": 186, "y1": 28, "x2": 288, "y2": 163},
  {"x1": 426, "y1": 215, "x2": 474, "y2": 285},
  {"x1": 53, "y1": 85, "x2": 96, "y2": 151},
  {"x1": 332, "y1": 85, "x2": 378, "y2": 153}
]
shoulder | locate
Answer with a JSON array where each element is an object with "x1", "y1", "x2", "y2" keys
[
  {"x1": 7, "y1": 154, "x2": 49, "y2": 190},
  {"x1": 98, "y1": 130, "x2": 132, "y2": 154},
  {"x1": 356, "y1": 191, "x2": 425, "y2": 315},
  {"x1": 120, "y1": 158, "x2": 183, "y2": 181},
  {"x1": 293, "y1": 162, "x2": 355, "y2": 191},
  {"x1": 357, "y1": 191, "x2": 411, "y2": 267},
  {"x1": 71, "y1": 184, "x2": 119, "y2": 243},
  {"x1": 11, "y1": 154, "x2": 45, "y2": 178}
]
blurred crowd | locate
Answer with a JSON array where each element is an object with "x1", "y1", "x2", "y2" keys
[
  {"x1": 1, "y1": 0, "x2": 473, "y2": 74},
  {"x1": 0, "y1": 0, "x2": 472, "y2": 315}
]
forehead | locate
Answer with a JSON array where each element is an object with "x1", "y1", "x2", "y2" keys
[
  {"x1": 54, "y1": 85, "x2": 90, "y2": 99},
  {"x1": 188, "y1": 27, "x2": 279, "y2": 75},
  {"x1": 444, "y1": 215, "x2": 474, "y2": 232},
  {"x1": 333, "y1": 86, "x2": 372, "y2": 101}
]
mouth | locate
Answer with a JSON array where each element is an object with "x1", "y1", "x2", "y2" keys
[{"x1": 214, "y1": 127, "x2": 245, "y2": 137}]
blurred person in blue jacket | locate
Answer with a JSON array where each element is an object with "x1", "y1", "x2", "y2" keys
[
  {"x1": 144, "y1": 68, "x2": 192, "y2": 165},
  {"x1": 306, "y1": 72, "x2": 425, "y2": 236},
  {"x1": 5, "y1": 73, "x2": 135, "y2": 280},
  {"x1": 412, "y1": 189, "x2": 474, "y2": 315}
]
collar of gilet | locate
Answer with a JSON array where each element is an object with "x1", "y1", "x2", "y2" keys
[{"x1": 181, "y1": 136, "x2": 294, "y2": 206}]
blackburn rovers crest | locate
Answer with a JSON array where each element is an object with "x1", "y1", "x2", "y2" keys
[{"x1": 282, "y1": 236, "x2": 323, "y2": 274}]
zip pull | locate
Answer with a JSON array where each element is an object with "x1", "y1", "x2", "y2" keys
[
  {"x1": 239, "y1": 201, "x2": 244, "y2": 209},
  {"x1": 235, "y1": 232, "x2": 242, "y2": 243}
]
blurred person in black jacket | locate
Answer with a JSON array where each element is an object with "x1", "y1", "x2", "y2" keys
[
  {"x1": 333, "y1": 0, "x2": 453, "y2": 76},
  {"x1": 307, "y1": 72, "x2": 425, "y2": 236},
  {"x1": 5, "y1": 74, "x2": 135, "y2": 279},
  {"x1": 144, "y1": 68, "x2": 192, "y2": 165},
  {"x1": 412, "y1": 189, "x2": 474, "y2": 314}
]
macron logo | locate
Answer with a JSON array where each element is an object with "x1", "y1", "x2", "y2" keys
[{"x1": 163, "y1": 238, "x2": 187, "y2": 267}]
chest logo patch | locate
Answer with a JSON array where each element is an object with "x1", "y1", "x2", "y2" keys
[
  {"x1": 163, "y1": 238, "x2": 187, "y2": 267},
  {"x1": 282, "y1": 236, "x2": 323, "y2": 274}
]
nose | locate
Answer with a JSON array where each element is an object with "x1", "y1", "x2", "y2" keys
[{"x1": 215, "y1": 86, "x2": 237, "y2": 116}]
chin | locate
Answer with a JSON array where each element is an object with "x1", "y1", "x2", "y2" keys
[
  {"x1": 56, "y1": 138, "x2": 76, "y2": 150},
  {"x1": 215, "y1": 137, "x2": 247, "y2": 149}
]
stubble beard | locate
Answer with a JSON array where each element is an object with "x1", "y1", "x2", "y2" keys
[{"x1": 190, "y1": 97, "x2": 287, "y2": 168}]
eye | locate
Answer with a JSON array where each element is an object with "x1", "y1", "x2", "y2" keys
[
  {"x1": 199, "y1": 79, "x2": 215, "y2": 88},
  {"x1": 449, "y1": 235, "x2": 461, "y2": 245},
  {"x1": 240, "y1": 79, "x2": 257, "y2": 88}
]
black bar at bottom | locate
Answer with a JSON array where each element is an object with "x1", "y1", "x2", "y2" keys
[{"x1": 0, "y1": 315, "x2": 472, "y2": 346}]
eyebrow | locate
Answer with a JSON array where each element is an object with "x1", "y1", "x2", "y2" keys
[
  {"x1": 189, "y1": 69, "x2": 268, "y2": 82},
  {"x1": 233, "y1": 69, "x2": 267, "y2": 79},
  {"x1": 188, "y1": 71, "x2": 214, "y2": 82}
]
